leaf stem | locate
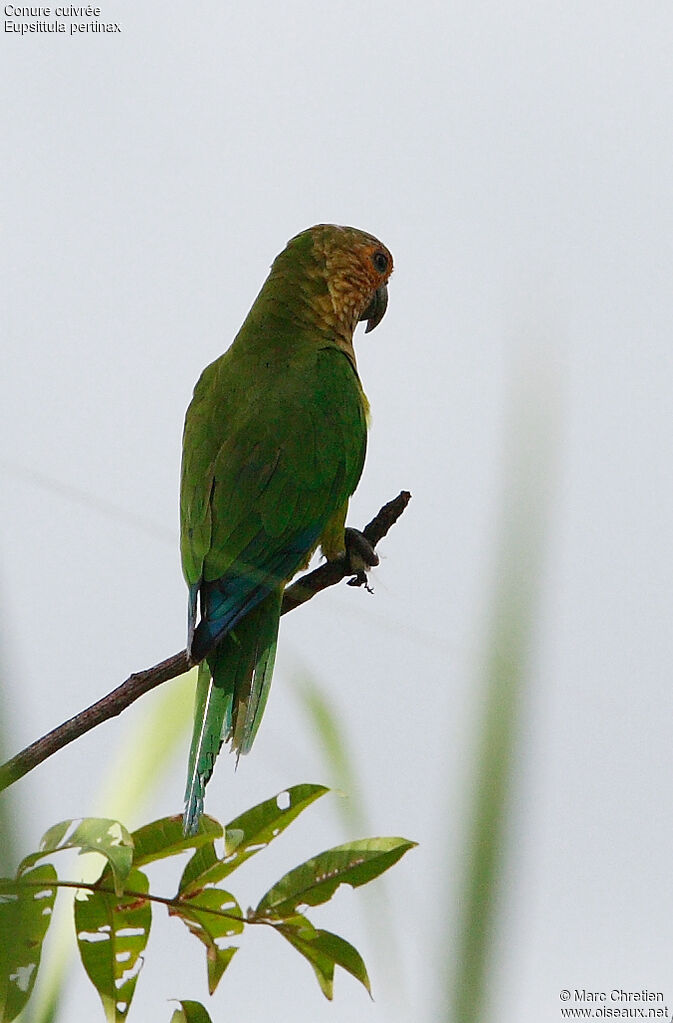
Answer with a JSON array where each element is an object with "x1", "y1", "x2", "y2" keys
[{"x1": 3, "y1": 877, "x2": 275, "y2": 928}]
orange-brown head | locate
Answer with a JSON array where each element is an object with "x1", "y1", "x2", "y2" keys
[
  {"x1": 271, "y1": 224, "x2": 393, "y2": 346},
  {"x1": 315, "y1": 223, "x2": 393, "y2": 334}
]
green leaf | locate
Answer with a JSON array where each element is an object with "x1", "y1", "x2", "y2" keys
[
  {"x1": 131, "y1": 814, "x2": 222, "y2": 868},
  {"x1": 0, "y1": 864, "x2": 57, "y2": 1021},
  {"x1": 19, "y1": 818, "x2": 133, "y2": 896},
  {"x1": 179, "y1": 784, "x2": 328, "y2": 894},
  {"x1": 170, "y1": 887, "x2": 243, "y2": 994},
  {"x1": 74, "y1": 866, "x2": 151, "y2": 1021},
  {"x1": 256, "y1": 836, "x2": 417, "y2": 917},
  {"x1": 169, "y1": 1001, "x2": 214, "y2": 1023},
  {"x1": 277, "y1": 917, "x2": 371, "y2": 1000}
]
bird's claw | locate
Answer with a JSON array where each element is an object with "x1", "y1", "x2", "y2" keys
[
  {"x1": 347, "y1": 569, "x2": 374, "y2": 593},
  {"x1": 344, "y1": 527, "x2": 378, "y2": 592}
]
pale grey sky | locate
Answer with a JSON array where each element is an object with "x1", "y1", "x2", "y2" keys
[{"x1": 2, "y1": 2, "x2": 673, "y2": 1020}]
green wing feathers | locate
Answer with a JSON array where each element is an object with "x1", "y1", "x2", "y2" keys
[{"x1": 181, "y1": 346, "x2": 367, "y2": 587}]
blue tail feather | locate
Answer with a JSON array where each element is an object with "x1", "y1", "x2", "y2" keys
[{"x1": 189, "y1": 525, "x2": 321, "y2": 662}]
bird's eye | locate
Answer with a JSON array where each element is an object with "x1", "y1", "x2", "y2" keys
[{"x1": 372, "y1": 251, "x2": 389, "y2": 274}]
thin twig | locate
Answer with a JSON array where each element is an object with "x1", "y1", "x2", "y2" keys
[
  {"x1": 0, "y1": 491, "x2": 410, "y2": 792},
  {"x1": 7, "y1": 876, "x2": 292, "y2": 929}
]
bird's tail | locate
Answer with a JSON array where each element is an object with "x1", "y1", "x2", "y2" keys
[
  {"x1": 182, "y1": 588, "x2": 282, "y2": 835},
  {"x1": 183, "y1": 658, "x2": 230, "y2": 835}
]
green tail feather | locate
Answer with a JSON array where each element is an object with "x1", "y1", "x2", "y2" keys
[
  {"x1": 183, "y1": 589, "x2": 282, "y2": 835},
  {"x1": 183, "y1": 660, "x2": 232, "y2": 835},
  {"x1": 231, "y1": 589, "x2": 281, "y2": 756}
]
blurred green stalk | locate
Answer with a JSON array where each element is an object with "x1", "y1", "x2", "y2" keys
[
  {"x1": 294, "y1": 671, "x2": 368, "y2": 835},
  {"x1": 449, "y1": 342, "x2": 559, "y2": 1023}
]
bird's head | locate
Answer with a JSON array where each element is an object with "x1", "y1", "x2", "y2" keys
[{"x1": 281, "y1": 224, "x2": 393, "y2": 340}]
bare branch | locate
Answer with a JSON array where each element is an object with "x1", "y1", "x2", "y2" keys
[{"x1": 0, "y1": 491, "x2": 410, "y2": 792}]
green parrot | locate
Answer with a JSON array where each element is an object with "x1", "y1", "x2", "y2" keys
[{"x1": 180, "y1": 223, "x2": 393, "y2": 834}]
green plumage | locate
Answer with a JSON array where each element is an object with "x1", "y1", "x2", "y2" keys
[{"x1": 180, "y1": 224, "x2": 392, "y2": 833}]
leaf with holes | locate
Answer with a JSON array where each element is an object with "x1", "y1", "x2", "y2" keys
[
  {"x1": 256, "y1": 837, "x2": 417, "y2": 917},
  {"x1": 170, "y1": 887, "x2": 243, "y2": 994},
  {"x1": 0, "y1": 864, "x2": 57, "y2": 1022},
  {"x1": 19, "y1": 818, "x2": 133, "y2": 896},
  {"x1": 179, "y1": 784, "x2": 328, "y2": 895},
  {"x1": 131, "y1": 814, "x2": 222, "y2": 868},
  {"x1": 277, "y1": 916, "x2": 371, "y2": 1000},
  {"x1": 169, "y1": 999, "x2": 214, "y2": 1023},
  {"x1": 75, "y1": 866, "x2": 151, "y2": 1021}
]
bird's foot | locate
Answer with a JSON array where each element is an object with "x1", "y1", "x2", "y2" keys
[{"x1": 344, "y1": 527, "x2": 379, "y2": 593}]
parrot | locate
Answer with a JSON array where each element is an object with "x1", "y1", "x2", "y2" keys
[{"x1": 180, "y1": 223, "x2": 393, "y2": 834}]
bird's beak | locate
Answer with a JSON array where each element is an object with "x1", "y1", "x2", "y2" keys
[{"x1": 360, "y1": 283, "x2": 388, "y2": 334}]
